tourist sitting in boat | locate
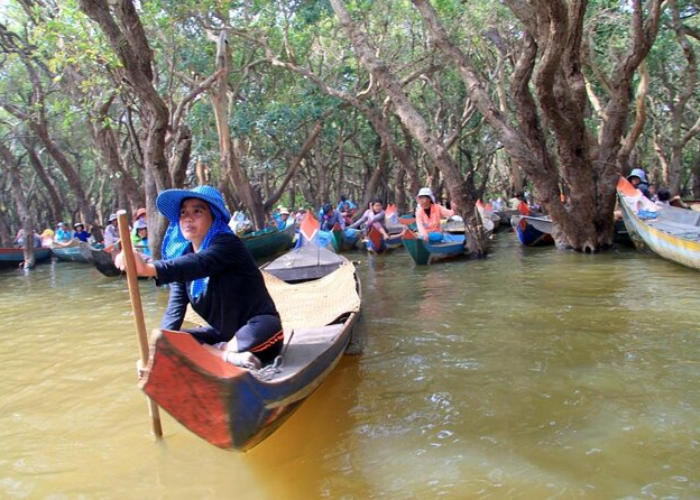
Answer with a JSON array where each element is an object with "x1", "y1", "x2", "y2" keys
[
  {"x1": 627, "y1": 168, "x2": 652, "y2": 199},
  {"x1": 129, "y1": 207, "x2": 147, "y2": 242},
  {"x1": 104, "y1": 213, "x2": 120, "y2": 248},
  {"x1": 349, "y1": 198, "x2": 390, "y2": 240},
  {"x1": 73, "y1": 223, "x2": 90, "y2": 242},
  {"x1": 415, "y1": 187, "x2": 456, "y2": 242},
  {"x1": 655, "y1": 188, "x2": 690, "y2": 209},
  {"x1": 319, "y1": 203, "x2": 345, "y2": 231},
  {"x1": 55, "y1": 222, "x2": 72, "y2": 242},
  {"x1": 115, "y1": 185, "x2": 283, "y2": 370},
  {"x1": 338, "y1": 195, "x2": 357, "y2": 225},
  {"x1": 132, "y1": 219, "x2": 152, "y2": 259},
  {"x1": 40, "y1": 229, "x2": 54, "y2": 248},
  {"x1": 14, "y1": 229, "x2": 42, "y2": 248},
  {"x1": 276, "y1": 207, "x2": 291, "y2": 228},
  {"x1": 509, "y1": 192, "x2": 531, "y2": 215}
]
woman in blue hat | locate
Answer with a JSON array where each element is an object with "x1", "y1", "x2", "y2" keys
[{"x1": 116, "y1": 185, "x2": 282, "y2": 370}]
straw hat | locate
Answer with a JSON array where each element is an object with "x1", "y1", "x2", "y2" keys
[{"x1": 279, "y1": 207, "x2": 290, "y2": 216}]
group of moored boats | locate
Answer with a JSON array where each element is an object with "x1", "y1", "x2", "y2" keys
[{"x1": 7, "y1": 178, "x2": 699, "y2": 452}]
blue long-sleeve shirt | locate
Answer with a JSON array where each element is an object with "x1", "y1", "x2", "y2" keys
[
  {"x1": 320, "y1": 210, "x2": 345, "y2": 231},
  {"x1": 154, "y1": 232, "x2": 278, "y2": 343}
]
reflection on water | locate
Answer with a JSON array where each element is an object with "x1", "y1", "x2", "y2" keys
[{"x1": 1, "y1": 234, "x2": 699, "y2": 498}]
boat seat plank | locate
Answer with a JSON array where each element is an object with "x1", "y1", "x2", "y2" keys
[
  {"x1": 647, "y1": 219, "x2": 700, "y2": 239},
  {"x1": 655, "y1": 207, "x2": 700, "y2": 226},
  {"x1": 272, "y1": 324, "x2": 346, "y2": 381}
]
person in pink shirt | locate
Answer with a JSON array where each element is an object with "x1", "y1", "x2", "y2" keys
[{"x1": 415, "y1": 187, "x2": 456, "y2": 242}]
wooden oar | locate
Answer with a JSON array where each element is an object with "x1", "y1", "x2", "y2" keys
[{"x1": 117, "y1": 210, "x2": 163, "y2": 438}]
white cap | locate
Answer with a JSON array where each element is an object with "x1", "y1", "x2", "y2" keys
[{"x1": 416, "y1": 187, "x2": 436, "y2": 203}]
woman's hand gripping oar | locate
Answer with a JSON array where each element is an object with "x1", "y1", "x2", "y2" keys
[{"x1": 116, "y1": 210, "x2": 163, "y2": 438}]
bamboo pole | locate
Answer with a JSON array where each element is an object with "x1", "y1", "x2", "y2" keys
[{"x1": 117, "y1": 210, "x2": 163, "y2": 438}]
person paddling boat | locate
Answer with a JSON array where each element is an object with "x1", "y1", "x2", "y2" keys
[{"x1": 115, "y1": 185, "x2": 283, "y2": 370}]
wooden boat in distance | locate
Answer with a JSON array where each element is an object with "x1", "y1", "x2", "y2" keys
[
  {"x1": 511, "y1": 215, "x2": 555, "y2": 247},
  {"x1": 88, "y1": 245, "x2": 123, "y2": 277},
  {"x1": 141, "y1": 253, "x2": 361, "y2": 451},
  {"x1": 618, "y1": 176, "x2": 700, "y2": 270},
  {"x1": 51, "y1": 240, "x2": 93, "y2": 263},
  {"x1": 241, "y1": 222, "x2": 295, "y2": 260},
  {"x1": 330, "y1": 223, "x2": 361, "y2": 252},
  {"x1": 402, "y1": 230, "x2": 465, "y2": 265},
  {"x1": 366, "y1": 226, "x2": 403, "y2": 254},
  {"x1": 0, "y1": 247, "x2": 51, "y2": 269}
]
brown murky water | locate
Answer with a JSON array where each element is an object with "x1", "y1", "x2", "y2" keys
[{"x1": 1, "y1": 234, "x2": 699, "y2": 498}]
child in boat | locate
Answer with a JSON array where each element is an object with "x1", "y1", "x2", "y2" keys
[
  {"x1": 349, "y1": 198, "x2": 390, "y2": 240},
  {"x1": 115, "y1": 185, "x2": 282, "y2": 370},
  {"x1": 415, "y1": 187, "x2": 456, "y2": 242}
]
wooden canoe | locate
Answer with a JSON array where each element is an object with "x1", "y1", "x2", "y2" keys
[
  {"x1": 511, "y1": 215, "x2": 555, "y2": 247},
  {"x1": 141, "y1": 254, "x2": 361, "y2": 451},
  {"x1": 402, "y1": 230, "x2": 465, "y2": 265},
  {"x1": 88, "y1": 245, "x2": 123, "y2": 277},
  {"x1": 330, "y1": 223, "x2": 360, "y2": 252},
  {"x1": 366, "y1": 226, "x2": 404, "y2": 254},
  {"x1": 618, "y1": 176, "x2": 700, "y2": 270},
  {"x1": 240, "y1": 222, "x2": 295, "y2": 260},
  {"x1": 51, "y1": 240, "x2": 93, "y2": 263},
  {"x1": 0, "y1": 247, "x2": 51, "y2": 269}
]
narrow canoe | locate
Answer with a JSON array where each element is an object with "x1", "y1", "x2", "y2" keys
[
  {"x1": 330, "y1": 223, "x2": 361, "y2": 252},
  {"x1": 88, "y1": 246, "x2": 123, "y2": 277},
  {"x1": 51, "y1": 240, "x2": 93, "y2": 263},
  {"x1": 241, "y1": 222, "x2": 295, "y2": 260},
  {"x1": 511, "y1": 215, "x2": 555, "y2": 247},
  {"x1": 401, "y1": 230, "x2": 465, "y2": 265},
  {"x1": 366, "y1": 226, "x2": 404, "y2": 254},
  {"x1": 618, "y1": 176, "x2": 700, "y2": 270},
  {"x1": 141, "y1": 252, "x2": 361, "y2": 451},
  {"x1": 0, "y1": 247, "x2": 51, "y2": 269}
]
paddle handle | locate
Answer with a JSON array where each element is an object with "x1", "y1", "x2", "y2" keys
[{"x1": 117, "y1": 210, "x2": 163, "y2": 438}]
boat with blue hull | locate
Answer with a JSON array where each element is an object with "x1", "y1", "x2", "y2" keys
[
  {"x1": 51, "y1": 240, "x2": 93, "y2": 263},
  {"x1": 402, "y1": 230, "x2": 465, "y2": 265},
  {"x1": 140, "y1": 214, "x2": 362, "y2": 451},
  {"x1": 511, "y1": 215, "x2": 555, "y2": 247},
  {"x1": 0, "y1": 247, "x2": 51, "y2": 269}
]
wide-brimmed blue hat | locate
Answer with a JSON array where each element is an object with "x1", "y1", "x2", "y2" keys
[{"x1": 156, "y1": 185, "x2": 231, "y2": 223}]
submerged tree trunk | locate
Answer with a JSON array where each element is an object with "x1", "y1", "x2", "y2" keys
[
  {"x1": 408, "y1": 0, "x2": 662, "y2": 252},
  {"x1": 0, "y1": 143, "x2": 35, "y2": 268}
]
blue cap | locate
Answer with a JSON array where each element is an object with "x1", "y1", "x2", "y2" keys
[{"x1": 156, "y1": 185, "x2": 231, "y2": 223}]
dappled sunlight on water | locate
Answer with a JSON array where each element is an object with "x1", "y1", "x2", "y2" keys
[{"x1": 1, "y1": 234, "x2": 699, "y2": 498}]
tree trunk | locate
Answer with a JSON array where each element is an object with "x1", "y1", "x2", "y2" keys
[
  {"x1": 22, "y1": 140, "x2": 63, "y2": 225},
  {"x1": 0, "y1": 144, "x2": 35, "y2": 268},
  {"x1": 208, "y1": 30, "x2": 265, "y2": 228},
  {"x1": 330, "y1": 0, "x2": 488, "y2": 257}
]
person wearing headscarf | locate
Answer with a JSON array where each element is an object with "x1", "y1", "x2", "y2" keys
[{"x1": 115, "y1": 186, "x2": 282, "y2": 369}]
